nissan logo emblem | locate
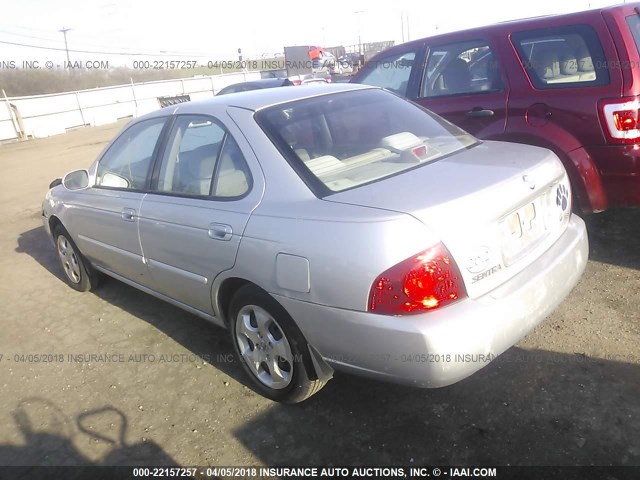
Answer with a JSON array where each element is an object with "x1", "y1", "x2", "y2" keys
[{"x1": 522, "y1": 175, "x2": 536, "y2": 190}]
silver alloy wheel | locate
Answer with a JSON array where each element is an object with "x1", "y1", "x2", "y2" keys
[
  {"x1": 235, "y1": 304, "x2": 294, "y2": 390},
  {"x1": 57, "y1": 235, "x2": 81, "y2": 284}
]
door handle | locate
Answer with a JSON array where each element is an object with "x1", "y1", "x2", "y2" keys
[
  {"x1": 121, "y1": 208, "x2": 136, "y2": 222},
  {"x1": 466, "y1": 108, "x2": 494, "y2": 118},
  {"x1": 208, "y1": 223, "x2": 233, "y2": 241}
]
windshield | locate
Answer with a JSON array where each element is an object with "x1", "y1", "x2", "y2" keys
[{"x1": 256, "y1": 88, "x2": 478, "y2": 195}]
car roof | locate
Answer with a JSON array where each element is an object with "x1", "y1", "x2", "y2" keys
[
  {"x1": 170, "y1": 83, "x2": 372, "y2": 114},
  {"x1": 224, "y1": 78, "x2": 289, "y2": 89},
  {"x1": 371, "y1": 3, "x2": 640, "y2": 58}
]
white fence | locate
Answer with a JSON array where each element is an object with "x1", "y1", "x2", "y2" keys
[{"x1": 0, "y1": 71, "x2": 262, "y2": 142}]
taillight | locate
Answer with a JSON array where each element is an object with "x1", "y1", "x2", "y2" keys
[
  {"x1": 368, "y1": 243, "x2": 467, "y2": 316},
  {"x1": 599, "y1": 96, "x2": 640, "y2": 144},
  {"x1": 411, "y1": 145, "x2": 428, "y2": 161}
]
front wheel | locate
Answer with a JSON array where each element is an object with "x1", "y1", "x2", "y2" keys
[
  {"x1": 53, "y1": 225, "x2": 99, "y2": 292},
  {"x1": 228, "y1": 285, "x2": 326, "y2": 403}
]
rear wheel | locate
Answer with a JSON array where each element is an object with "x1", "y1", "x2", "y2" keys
[
  {"x1": 53, "y1": 225, "x2": 99, "y2": 292},
  {"x1": 229, "y1": 285, "x2": 326, "y2": 403}
]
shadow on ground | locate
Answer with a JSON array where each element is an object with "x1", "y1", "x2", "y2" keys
[
  {"x1": 15, "y1": 224, "x2": 65, "y2": 283},
  {"x1": 15, "y1": 225, "x2": 252, "y2": 390},
  {"x1": 0, "y1": 398, "x2": 178, "y2": 476},
  {"x1": 234, "y1": 349, "x2": 640, "y2": 467},
  {"x1": 585, "y1": 208, "x2": 640, "y2": 270}
]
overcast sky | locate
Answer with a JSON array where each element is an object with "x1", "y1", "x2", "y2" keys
[{"x1": 0, "y1": 0, "x2": 622, "y2": 66}]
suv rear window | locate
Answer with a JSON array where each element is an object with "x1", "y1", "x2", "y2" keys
[
  {"x1": 626, "y1": 15, "x2": 640, "y2": 54},
  {"x1": 512, "y1": 25, "x2": 609, "y2": 89},
  {"x1": 256, "y1": 89, "x2": 478, "y2": 196}
]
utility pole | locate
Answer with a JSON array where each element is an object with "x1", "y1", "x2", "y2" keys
[
  {"x1": 59, "y1": 27, "x2": 71, "y2": 66},
  {"x1": 354, "y1": 11, "x2": 364, "y2": 55}
]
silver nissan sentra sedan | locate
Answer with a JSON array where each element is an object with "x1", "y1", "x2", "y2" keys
[{"x1": 42, "y1": 83, "x2": 588, "y2": 402}]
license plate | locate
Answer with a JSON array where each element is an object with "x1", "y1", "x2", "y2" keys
[{"x1": 501, "y1": 198, "x2": 548, "y2": 265}]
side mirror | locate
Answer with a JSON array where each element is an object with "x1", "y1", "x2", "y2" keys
[
  {"x1": 62, "y1": 169, "x2": 90, "y2": 190},
  {"x1": 100, "y1": 172, "x2": 130, "y2": 188}
]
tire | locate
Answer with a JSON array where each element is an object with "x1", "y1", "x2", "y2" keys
[
  {"x1": 53, "y1": 225, "x2": 99, "y2": 292},
  {"x1": 228, "y1": 285, "x2": 327, "y2": 403}
]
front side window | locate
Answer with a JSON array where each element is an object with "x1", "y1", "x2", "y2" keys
[
  {"x1": 257, "y1": 89, "x2": 478, "y2": 195},
  {"x1": 421, "y1": 40, "x2": 504, "y2": 98},
  {"x1": 512, "y1": 25, "x2": 609, "y2": 88},
  {"x1": 96, "y1": 117, "x2": 166, "y2": 189},
  {"x1": 357, "y1": 50, "x2": 417, "y2": 97},
  {"x1": 155, "y1": 115, "x2": 250, "y2": 198}
]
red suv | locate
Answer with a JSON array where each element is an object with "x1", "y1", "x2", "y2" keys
[{"x1": 352, "y1": 3, "x2": 640, "y2": 213}]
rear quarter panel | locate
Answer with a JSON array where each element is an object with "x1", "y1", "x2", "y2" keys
[
  {"x1": 221, "y1": 106, "x2": 439, "y2": 313},
  {"x1": 495, "y1": 12, "x2": 622, "y2": 212},
  {"x1": 500, "y1": 11, "x2": 622, "y2": 147},
  {"x1": 233, "y1": 200, "x2": 437, "y2": 311}
]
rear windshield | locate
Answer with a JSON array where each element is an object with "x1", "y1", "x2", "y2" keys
[
  {"x1": 255, "y1": 89, "x2": 478, "y2": 196},
  {"x1": 626, "y1": 15, "x2": 640, "y2": 54}
]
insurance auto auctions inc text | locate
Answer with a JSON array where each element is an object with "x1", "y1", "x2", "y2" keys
[{"x1": 206, "y1": 466, "x2": 497, "y2": 478}]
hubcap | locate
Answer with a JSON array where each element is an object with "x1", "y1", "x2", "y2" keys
[
  {"x1": 235, "y1": 305, "x2": 294, "y2": 390},
  {"x1": 57, "y1": 235, "x2": 81, "y2": 284}
]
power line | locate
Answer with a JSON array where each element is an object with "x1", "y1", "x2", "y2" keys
[
  {"x1": 0, "y1": 38, "x2": 212, "y2": 57},
  {"x1": 0, "y1": 28, "x2": 60, "y2": 43},
  {"x1": 0, "y1": 28, "x2": 194, "y2": 55}
]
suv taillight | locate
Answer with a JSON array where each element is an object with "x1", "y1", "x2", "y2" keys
[
  {"x1": 599, "y1": 96, "x2": 640, "y2": 144},
  {"x1": 368, "y1": 243, "x2": 467, "y2": 316}
]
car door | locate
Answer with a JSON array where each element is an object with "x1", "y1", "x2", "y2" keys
[
  {"x1": 70, "y1": 116, "x2": 167, "y2": 283},
  {"x1": 137, "y1": 114, "x2": 261, "y2": 316},
  {"x1": 413, "y1": 39, "x2": 509, "y2": 138}
]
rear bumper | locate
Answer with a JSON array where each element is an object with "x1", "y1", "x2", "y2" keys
[{"x1": 274, "y1": 215, "x2": 588, "y2": 388}]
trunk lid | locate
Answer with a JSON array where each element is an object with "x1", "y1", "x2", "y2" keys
[{"x1": 324, "y1": 141, "x2": 572, "y2": 299}]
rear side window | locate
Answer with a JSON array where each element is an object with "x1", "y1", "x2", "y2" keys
[
  {"x1": 512, "y1": 25, "x2": 609, "y2": 89},
  {"x1": 155, "y1": 115, "x2": 250, "y2": 198}
]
